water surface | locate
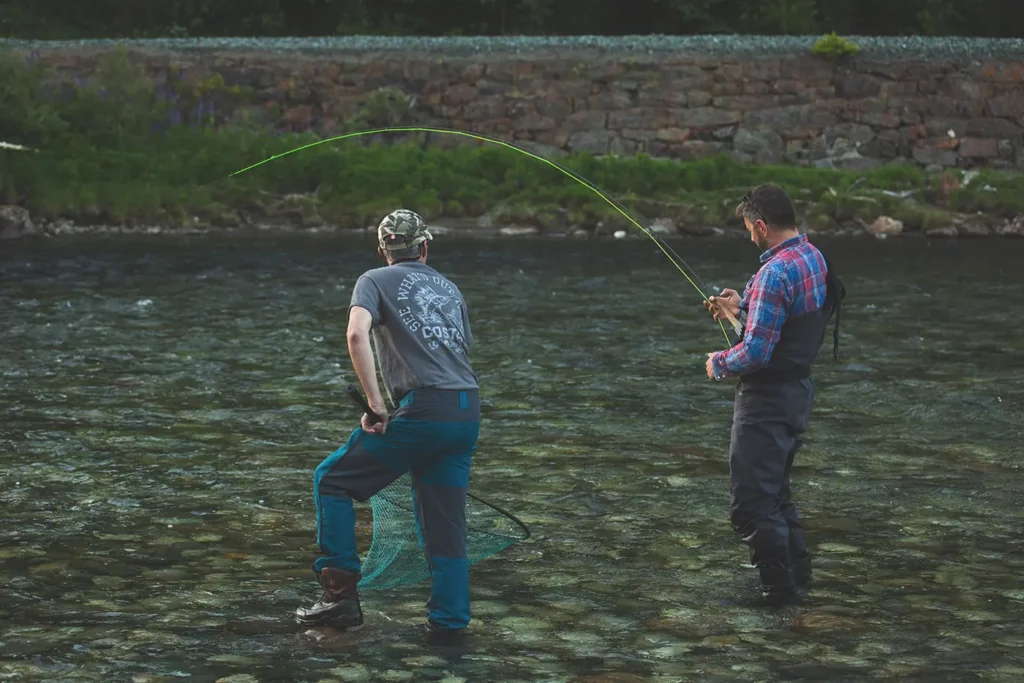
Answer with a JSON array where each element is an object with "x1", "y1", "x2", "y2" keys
[{"x1": 2, "y1": 234, "x2": 1023, "y2": 682}]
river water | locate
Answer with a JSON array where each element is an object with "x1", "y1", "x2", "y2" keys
[{"x1": 2, "y1": 233, "x2": 1022, "y2": 682}]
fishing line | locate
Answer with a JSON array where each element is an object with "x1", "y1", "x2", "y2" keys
[{"x1": 222, "y1": 126, "x2": 739, "y2": 344}]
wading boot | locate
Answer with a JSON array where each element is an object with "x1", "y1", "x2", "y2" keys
[
  {"x1": 295, "y1": 567, "x2": 363, "y2": 630},
  {"x1": 792, "y1": 553, "x2": 812, "y2": 589},
  {"x1": 758, "y1": 564, "x2": 803, "y2": 608},
  {"x1": 423, "y1": 618, "x2": 467, "y2": 646}
]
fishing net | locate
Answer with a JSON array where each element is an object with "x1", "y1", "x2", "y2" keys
[{"x1": 357, "y1": 471, "x2": 531, "y2": 591}]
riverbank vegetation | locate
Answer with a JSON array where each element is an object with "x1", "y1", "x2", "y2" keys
[
  {"x1": 2, "y1": 49, "x2": 1022, "y2": 236},
  {"x1": 3, "y1": 0, "x2": 1020, "y2": 39}
]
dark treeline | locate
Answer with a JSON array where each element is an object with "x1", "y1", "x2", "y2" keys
[{"x1": 1, "y1": 0, "x2": 1021, "y2": 40}]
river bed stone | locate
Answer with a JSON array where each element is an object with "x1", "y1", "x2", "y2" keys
[{"x1": 1, "y1": 234, "x2": 1021, "y2": 682}]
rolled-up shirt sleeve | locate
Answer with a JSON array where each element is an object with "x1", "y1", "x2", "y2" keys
[{"x1": 711, "y1": 266, "x2": 790, "y2": 378}]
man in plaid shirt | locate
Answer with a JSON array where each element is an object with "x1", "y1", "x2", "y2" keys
[{"x1": 704, "y1": 184, "x2": 845, "y2": 607}]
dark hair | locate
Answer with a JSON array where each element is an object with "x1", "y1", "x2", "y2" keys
[
  {"x1": 386, "y1": 242, "x2": 423, "y2": 263},
  {"x1": 735, "y1": 184, "x2": 796, "y2": 230}
]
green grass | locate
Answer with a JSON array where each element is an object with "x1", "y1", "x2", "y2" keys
[{"x1": 6, "y1": 132, "x2": 1021, "y2": 229}]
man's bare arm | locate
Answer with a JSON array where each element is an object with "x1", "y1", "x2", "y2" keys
[{"x1": 347, "y1": 305, "x2": 386, "y2": 422}]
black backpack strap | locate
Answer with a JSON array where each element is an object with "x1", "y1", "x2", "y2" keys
[{"x1": 823, "y1": 257, "x2": 846, "y2": 361}]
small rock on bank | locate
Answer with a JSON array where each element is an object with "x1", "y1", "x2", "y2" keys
[
  {"x1": 499, "y1": 225, "x2": 540, "y2": 237},
  {"x1": 995, "y1": 213, "x2": 1024, "y2": 237},
  {"x1": 0, "y1": 205, "x2": 35, "y2": 239},
  {"x1": 869, "y1": 215, "x2": 903, "y2": 239}
]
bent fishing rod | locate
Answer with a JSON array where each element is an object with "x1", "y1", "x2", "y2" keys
[{"x1": 223, "y1": 126, "x2": 741, "y2": 344}]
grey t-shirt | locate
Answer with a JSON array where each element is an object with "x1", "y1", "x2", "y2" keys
[{"x1": 349, "y1": 261, "x2": 478, "y2": 404}]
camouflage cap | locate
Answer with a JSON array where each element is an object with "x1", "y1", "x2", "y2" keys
[{"x1": 377, "y1": 209, "x2": 433, "y2": 251}]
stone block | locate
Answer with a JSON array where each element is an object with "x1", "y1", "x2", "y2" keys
[
  {"x1": 912, "y1": 146, "x2": 959, "y2": 167},
  {"x1": 959, "y1": 138, "x2": 1000, "y2": 158},
  {"x1": 535, "y1": 98, "x2": 572, "y2": 119},
  {"x1": 836, "y1": 72, "x2": 883, "y2": 99},
  {"x1": 900, "y1": 124, "x2": 927, "y2": 141},
  {"x1": 824, "y1": 122, "x2": 877, "y2": 144},
  {"x1": 778, "y1": 57, "x2": 834, "y2": 82},
  {"x1": 655, "y1": 127, "x2": 692, "y2": 143},
  {"x1": 651, "y1": 140, "x2": 727, "y2": 160},
  {"x1": 686, "y1": 91, "x2": 713, "y2": 107},
  {"x1": 673, "y1": 107, "x2": 742, "y2": 128},
  {"x1": 622, "y1": 129, "x2": 657, "y2": 142},
  {"x1": 742, "y1": 59, "x2": 782, "y2": 80},
  {"x1": 976, "y1": 62, "x2": 1024, "y2": 82},
  {"x1": 711, "y1": 95, "x2": 782, "y2": 110},
  {"x1": 513, "y1": 113, "x2": 557, "y2": 132},
  {"x1": 988, "y1": 91, "x2": 1024, "y2": 118},
  {"x1": 733, "y1": 126, "x2": 785, "y2": 165},
  {"x1": 924, "y1": 118, "x2": 969, "y2": 138},
  {"x1": 565, "y1": 110, "x2": 608, "y2": 130},
  {"x1": 713, "y1": 126, "x2": 737, "y2": 141},
  {"x1": 609, "y1": 108, "x2": 673, "y2": 129},
  {"x1": 965, "y1": 118, "x2": 1023, "y2": 139},
  {"x1": 608, "y1": 137, "x2": 641, "y2": 156},
  {"x1": 858, "y1": 112, "x2": 902, "y2": 128},
  {"x1": 566, "y1": 131, "x2": 610, "y2": 154},
  {"x1": 442, "y1": 83, "x2": 479, "y2": 106}
]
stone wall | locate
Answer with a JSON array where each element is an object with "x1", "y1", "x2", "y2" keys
[{"x1": 7, "y1": 36, "x2": 1024, "y2": 171}]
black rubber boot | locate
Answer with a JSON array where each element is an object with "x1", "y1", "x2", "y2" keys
[
  {"x1": 295, "y1": 567, "x2": 364, "y2": 629},
  {"x1": 792, "y1": 553, "x2": 812, "y2": 588},
  {"x1": 758, "y1": 564, "x2": 802, "y2": 608}
]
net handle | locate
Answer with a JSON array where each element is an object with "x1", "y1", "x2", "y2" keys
[
  {"x1": 346, "y1": 384, "x2": 383, "y2": 423},
  {"x1": 344, "y1": 384, "x2": 531, "y2": 541}
]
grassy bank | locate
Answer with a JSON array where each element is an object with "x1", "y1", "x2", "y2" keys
[{"x1": 2, "y1": 49, "x2": 1023, "y2": 235}]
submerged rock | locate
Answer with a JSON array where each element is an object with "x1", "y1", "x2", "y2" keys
[
  {"x1": 792, "y1": 611, "x2": 863, "y2": 631},
  {"x1": 329, "y1": 664, "x2": 371, "y2": 682}
]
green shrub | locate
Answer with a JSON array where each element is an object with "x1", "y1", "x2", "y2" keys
[{"x1": 812, "y1": 32, "x2": 860, "y2": 60}]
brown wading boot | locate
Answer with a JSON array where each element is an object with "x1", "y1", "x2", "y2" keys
[{"x1": 295, "y1": 567, "x2": 364, "y2": 629}]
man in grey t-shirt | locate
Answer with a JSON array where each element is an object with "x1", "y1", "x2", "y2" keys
[
  {"x1": 349, "y1": 245, "x2": 478, "y2": 408},
  {"x1": 296, "y1": 209, "x2": 481, "y2": 638}
]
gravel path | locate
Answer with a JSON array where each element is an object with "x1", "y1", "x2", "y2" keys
[{"x1": 2, "y1": 35, "x2": 1022, "y2": 60}]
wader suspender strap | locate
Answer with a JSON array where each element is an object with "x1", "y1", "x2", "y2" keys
[{"x1": 824, "y1": 257, "x2": 847, "y2": 361}]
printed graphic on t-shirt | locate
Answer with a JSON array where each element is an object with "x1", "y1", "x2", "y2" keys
[{"x1": 395, "y1": 271, "x2": 467, "y2": 353}]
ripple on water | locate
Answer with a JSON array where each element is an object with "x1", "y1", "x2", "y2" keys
[{"x1": 0, "y1": 235, "x2": 1022, "y2": 681}]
